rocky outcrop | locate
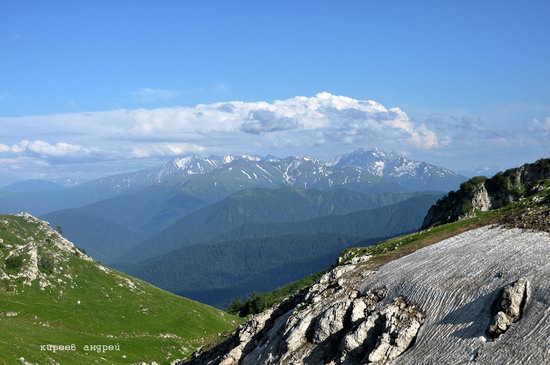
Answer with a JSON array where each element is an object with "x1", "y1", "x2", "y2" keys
[
  {"x1": 422, "y1": 158, "x2": 550, "y2": 229},
  {"x1": 487, "y1": 277, "x2": 529, "y2": 339},
  {"x1": 341, "y1": 296, "x2": 425, "y2": 365},
  {"x1": 184, "y1": 260, "x2": 425, "y2": 365}
]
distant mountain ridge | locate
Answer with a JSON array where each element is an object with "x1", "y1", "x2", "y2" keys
[
  {"x1": 115, "y1": 188, "x2": 427, "y2": 264},
  {"x1": 81, "y1": 148, "x2": 465, "y2": 196},
  {"x1": 0, "y1": 148, "x2": 465, "y2": 215}
]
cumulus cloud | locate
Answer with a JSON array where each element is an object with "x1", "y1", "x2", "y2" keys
[{"x1": 121, "y1": 92, "x2": 439, "y2": 148}]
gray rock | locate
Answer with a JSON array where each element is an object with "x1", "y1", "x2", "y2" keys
[
  {"x1": 313, "y1": 300, "x2": 352, "y2": 343},
  {"x1": 366, "y1": 297, "x2": 425, "y2": 364},
  {"x1": 487, "y1": 277, "x2": 529, "y2": 339}
]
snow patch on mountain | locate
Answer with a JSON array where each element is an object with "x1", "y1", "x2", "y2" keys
[{"x1": 78, "y1": 148, "x2": 465, "y2": 195}]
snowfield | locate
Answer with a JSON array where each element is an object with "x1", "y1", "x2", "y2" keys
[{"x1": 360, "y1": 226, "x2": 550, "y2": 365}]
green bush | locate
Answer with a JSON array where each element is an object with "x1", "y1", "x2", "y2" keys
[
  {"x1": 228, "y1": 271, "x2": 325, "y2": 316},
  {"x1": 227, "y1": 298, "x2": 244, "y2": 315},
  {"x1": 39, "y1": 256, "x2": 55, "y2": 275},
  {"x1": 5, "y1": 255, "x2": 24, "y2": 272},
  {"x1": 228, "y1": 293, "x2": 266, "y2": 317}
]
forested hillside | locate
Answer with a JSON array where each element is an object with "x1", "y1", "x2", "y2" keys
[{"x1": 123, "y1": 193, "x2": 439, "y2": 307}]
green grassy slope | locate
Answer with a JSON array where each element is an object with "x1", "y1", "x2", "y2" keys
[{"x1": 0, "y1": 214, "x2": 238, "y2": 365}]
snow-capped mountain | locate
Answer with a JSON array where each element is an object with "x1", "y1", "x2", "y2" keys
[
  {"x1": 332, "y1": 148, "x2": 465, "y2": 191},
  {"x1": 76, "y1": 148, "x2": 465, "y2": 198}
]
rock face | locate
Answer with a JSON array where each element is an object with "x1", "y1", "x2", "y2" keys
[
  {"x1": 422, "y1": 158, "x2": 550, "y2": 228},
  {"x1": 487, "y1": 277, "x2": 529, "y2": 339},
  {"x1": 184, "y1": 260, "x2": 425, "y2": 365},
  {"x1": 184, "y1": 227, "x2": 550, "y2": 365}
]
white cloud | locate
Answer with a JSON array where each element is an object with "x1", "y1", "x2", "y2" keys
[
  {"x1": 121, "y1": 92, "x2": 439, "y2": 149},
  {"x1": 0, "y1": 93, "x2": 440, "y2": 150},
  {"x1": 0, "y1": 140, "x2": 91, "y2": 157}
]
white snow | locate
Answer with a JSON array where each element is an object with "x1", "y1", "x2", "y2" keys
[
  {"x1": 373, "y1": 160, "x2": 385, "y2": 176},
  {"x1": 223, "y1": 155, "x2": 236, "y2": 164},
  {"x1": 357, "y1": 226, "x2": 550, "y2": 365}
]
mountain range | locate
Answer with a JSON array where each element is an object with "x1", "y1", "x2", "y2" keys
[
  {"x1": 80, "y1": 147, "x2": 465, "y2": 197},
  {"x1": 1, "y1": 148, "x2": 464, "y2": 308},
  {"x1": 2, "y1": 158, "x2": 549, "y2": 364},
  {"x1": 0, "y1": 148, "x2": 466, "y2": 215},
  {"x1": 123, "y1": 193, "x2": 440, "y2": 308}
]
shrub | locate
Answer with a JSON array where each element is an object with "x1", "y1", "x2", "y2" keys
[
  {"x1": 5, "y1": 255, "x2": 24, "y2": 272},
  {"x1": 39, "y1": 256, "x2": 55, "y2": 275},
  {"x1": 228, "y1": 293, "x2": 268, "y2": 317},
  {"x1": 227, "y1": 298, "x2": 244, "y2": 315}
]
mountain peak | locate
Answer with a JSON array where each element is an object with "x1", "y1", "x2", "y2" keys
[{"x1": 332, "y1": 148, "x2": 456, "y2": 182}]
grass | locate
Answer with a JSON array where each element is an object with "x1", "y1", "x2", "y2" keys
[{"x1": 0, "y1": 215, "x2": 241, "y2": 365}]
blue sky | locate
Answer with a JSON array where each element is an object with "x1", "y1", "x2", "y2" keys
[{"x1": 0, "y1": 0, "x2": 549, "y2": 184}]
